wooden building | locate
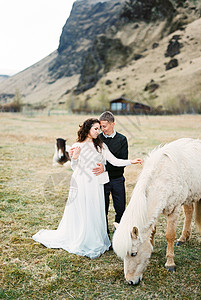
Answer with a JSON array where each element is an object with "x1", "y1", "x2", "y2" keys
[{"x1": 110, "y1": 97, "x2": 151, "y2": 114}]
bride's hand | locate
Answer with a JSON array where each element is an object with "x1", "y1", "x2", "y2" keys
[
  {"x1": 130, "y1": 158, "x2": 143, "y2": 165},
  {"x1": 69, "y1": 147, "x2": 75, "y2": 157},
  {"x1": 72, "y1": 146, "x2": 81, "y2": 160}
]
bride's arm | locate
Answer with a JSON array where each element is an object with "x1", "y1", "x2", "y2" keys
[
  {"x1": 103, "y1": 144, "x2": 142, "y2": 166},
  {"x1": 70, "y1": 144, "x2": 81, "y2": 170},
  {"x1": 103, "y1": 144, "x2": 131, "y2": 167},
  {"x1": 71, "y1": 158, "x2": 78, "y2": 171}
]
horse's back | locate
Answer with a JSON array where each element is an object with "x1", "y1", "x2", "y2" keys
[
  {"x1": 149, "y1": 138, "x2": 201, "y2": 206},
  {"x1": 164, "y1": 138, "x2": 201, "y2": 181}
]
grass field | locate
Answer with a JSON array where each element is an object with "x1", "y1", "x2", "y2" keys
[{"x1": 0, "y1": 113, "x2": 201, "y2": 299}]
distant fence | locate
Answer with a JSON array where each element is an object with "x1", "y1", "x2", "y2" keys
[{"x1": 1, "y1": 107, "x2": 201, "y2": 116}]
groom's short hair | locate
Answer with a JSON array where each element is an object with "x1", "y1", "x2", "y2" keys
[{"x1": 99, "y1": 111, "x2": 115, "y2": 123}]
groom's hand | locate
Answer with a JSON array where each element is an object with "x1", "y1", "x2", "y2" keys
[{"x1": 92, "y1": 163, "x2": 104, "y2": 176}]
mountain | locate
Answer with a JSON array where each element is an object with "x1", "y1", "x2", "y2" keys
[
  {"x1": 0, "y1": 0, "x2": 200, "y2": 113},
  {"x1": 0, "y1": 75, "x2": 10, "y2": 82}
]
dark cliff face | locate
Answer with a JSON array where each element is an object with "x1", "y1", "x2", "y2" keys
[
  {"x1": 120, "y1": 0, "x2": 176, "y2": 22},
  {"x1": 48, "y1": 0, "x2": 200, "y2": 93},
  {"x1": 48, "y1": 0, "x2": 123, "y2": 81},
  {"x1": 75, "y1": 35, "x2": 132, "y2": 94}
]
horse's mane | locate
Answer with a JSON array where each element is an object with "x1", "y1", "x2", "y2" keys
[
  {"x1": 113, "y1": 145, "x2": 163, "y2": 258},
  {"x1": 126, "y1": 143, "x2": 166, "y2": 227}
]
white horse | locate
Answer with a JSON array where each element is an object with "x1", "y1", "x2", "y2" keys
[{"x1": 113, "y1": 138, "x2": 201, "y2": 285}]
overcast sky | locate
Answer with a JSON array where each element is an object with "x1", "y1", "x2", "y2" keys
[{"x1": 0, "y1": 0, "x2": 75, "y2": 75}]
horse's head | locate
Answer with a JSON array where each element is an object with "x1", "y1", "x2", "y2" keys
[
  {"x1": 124, "y1": 226, "x2": 153, "y2": 285},
  {"x1": 113, "y1": 224, "x2": 153, "y2": 286},
  {"x1": 56, "y1": 138, "x2": 66, "y2": 159},
  {"x1": 53, "y1": 138, "x2": 71, "y2": 165}
]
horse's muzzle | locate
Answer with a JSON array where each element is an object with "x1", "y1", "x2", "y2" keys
[{"x1": 126, "y1": 275, "x2": 142, "y2": 286}]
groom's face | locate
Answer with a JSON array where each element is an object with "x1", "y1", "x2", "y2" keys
[{"x1": 100, "y1": 121, "x2": 115, "y2": 136}]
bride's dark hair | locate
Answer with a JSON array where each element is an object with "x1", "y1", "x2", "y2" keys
[{"x1": 77, "y1": 118, "x2": 103, "y2": 151}]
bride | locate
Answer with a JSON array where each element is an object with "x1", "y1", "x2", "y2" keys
[{"x1": 32, "y1": 118, "x2": 142, "y2": 259}]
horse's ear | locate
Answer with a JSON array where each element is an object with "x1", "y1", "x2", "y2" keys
[
  {"x1": 113, "y1": 222, "x2": 119, "y2": 229},
  {"x1": 131, "y1": 226, "x2": 139, "y2": 239}
]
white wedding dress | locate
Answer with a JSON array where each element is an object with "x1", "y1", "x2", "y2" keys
[{"x1": 32, "y1": 142, "x2": 131, "y2": 259}]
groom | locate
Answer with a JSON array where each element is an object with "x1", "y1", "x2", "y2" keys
[{"x1": 93, "y1": 111, "x2": 128, "y2": 234}]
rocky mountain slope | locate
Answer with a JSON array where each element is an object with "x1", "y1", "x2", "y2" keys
[{"x1": 0, "y1": 0, "x2": 200, "y2": 113}]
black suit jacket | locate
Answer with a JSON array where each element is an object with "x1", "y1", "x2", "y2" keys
[{"x1": 99, "y1": 132, "x2": 128, "y2": 179}]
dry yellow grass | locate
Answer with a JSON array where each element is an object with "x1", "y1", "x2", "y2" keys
[{"x1": 0, "y1": 113, "x2": 201, "y2": 299}]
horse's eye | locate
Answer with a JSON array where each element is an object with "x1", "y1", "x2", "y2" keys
[{"x1": 131, "y1": 252, "x2": 137, "y2": 257}]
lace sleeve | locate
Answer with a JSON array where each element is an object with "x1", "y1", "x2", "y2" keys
[
  {"x1": 70, "y1": 142, "x2": 79, "y2": 171},
  {"x1": 71, "y1": 158, "x2": 78, "y2": 171},
  {"x1": 102, "y1": 143, "x2": 131, "y2": 167}
]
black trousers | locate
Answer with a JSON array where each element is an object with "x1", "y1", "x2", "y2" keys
[{"x1": 104, "y1": 176, "x2": 126, "y2": 232}]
